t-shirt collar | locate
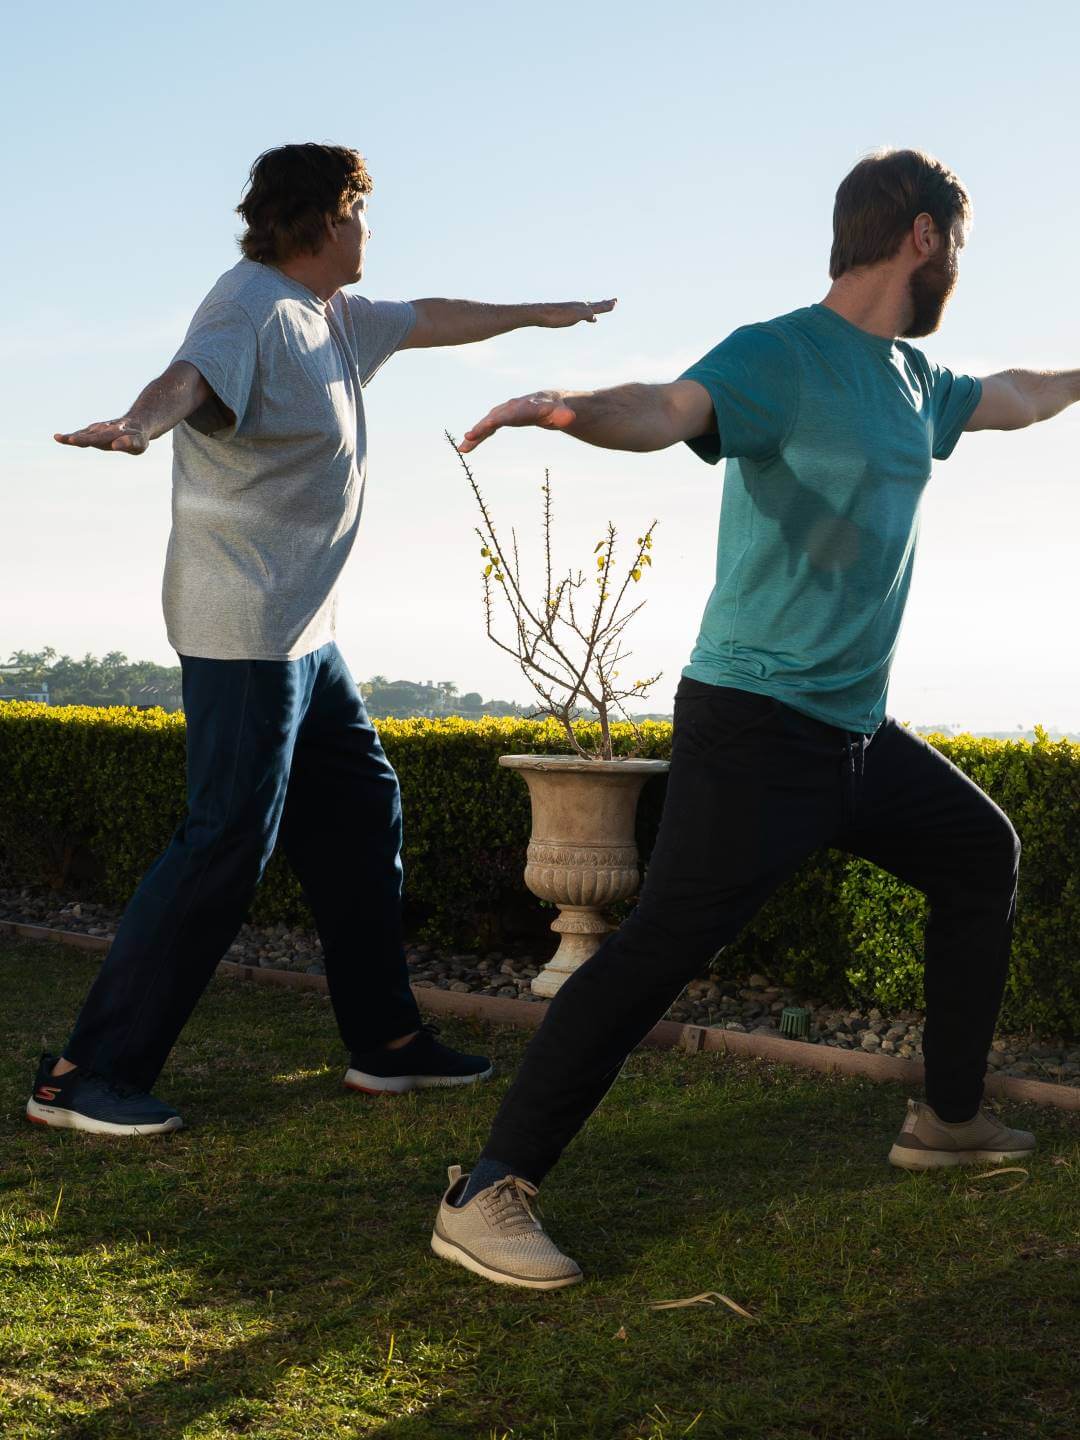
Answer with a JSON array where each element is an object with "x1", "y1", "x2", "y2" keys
[{"x1": 809, "y1": 303, "x2": 898, "y2": 355}]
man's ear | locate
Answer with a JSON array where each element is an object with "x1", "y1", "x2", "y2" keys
[{"x1": 912, "y1": 212, "x2": 936, "y2": 256}]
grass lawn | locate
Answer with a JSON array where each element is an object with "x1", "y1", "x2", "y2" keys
[{"x1": 1, "y1": 937, "x2": 1078, "y2": 1440}]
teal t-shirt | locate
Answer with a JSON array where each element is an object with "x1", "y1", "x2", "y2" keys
[{"x1": 680, "y1": 304, "x2": 982, "y2": 733}]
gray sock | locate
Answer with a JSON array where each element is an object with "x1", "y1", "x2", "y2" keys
[{"x1": 455, "y1": 1156, "x2": 516, "y2": 1207}]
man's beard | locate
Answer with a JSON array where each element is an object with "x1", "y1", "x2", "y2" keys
[{"x1": 903, "y1": 248, "x2": 957, "y2": 338}]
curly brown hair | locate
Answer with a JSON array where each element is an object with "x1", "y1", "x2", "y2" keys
[
  {"x1": 236, "y1": 143, "x2": 373, "y2": 265},
  {"x1": 829, "y1": 149, "x2": 971, "y2": 280}
]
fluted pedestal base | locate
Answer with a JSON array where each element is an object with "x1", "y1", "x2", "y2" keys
[{"x1": 531, "y1": 907, "x2": 613, "y2": 997}]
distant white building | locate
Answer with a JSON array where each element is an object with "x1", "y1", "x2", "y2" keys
[{"x1": 0, "y1": 668, "x2": 49, "y2": 704}]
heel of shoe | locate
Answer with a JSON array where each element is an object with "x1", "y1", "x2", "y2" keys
[{"x1": 26, "y1": 1098, "x2": 66, "y2": 1128}]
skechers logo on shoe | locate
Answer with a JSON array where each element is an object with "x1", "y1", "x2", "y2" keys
[{"x1": 36, "y1": 1085, "x2": 61, "y2": 1101}]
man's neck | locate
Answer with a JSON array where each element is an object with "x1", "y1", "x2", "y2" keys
[
  {"x1": 272, "y1": 255, "x2": 342, "y2": 303},
  {"x1": 820, "y1": 268, "x2": 914, "y2": 340}
]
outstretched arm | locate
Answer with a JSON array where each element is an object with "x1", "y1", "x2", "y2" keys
[
  {"x1": 965, "y1": 368, "x2": 1080, "y2": 431},
  {"x1": 54, "y1": 361, "x2": 229, "y2": 455},
  {"x1": 457, "y1": 379, "x2": 716, "y2": 454},
  {"x1": 401, "y1": 297, "x2": 616, "y2": 349}
]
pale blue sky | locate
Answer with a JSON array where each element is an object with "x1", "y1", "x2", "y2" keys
[{"x1": 2, "y1": 0, "x2": 1078, "y2": 727}]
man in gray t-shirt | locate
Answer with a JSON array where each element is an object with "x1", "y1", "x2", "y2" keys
[{"x1": 32, "y1": 143, "x2": 615, "y2": 1137}]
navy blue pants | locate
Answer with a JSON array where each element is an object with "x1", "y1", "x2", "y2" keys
[
  {"x1": 65, "y1": 643, "x2": 421, "y2": 1089},
  {"x1": 485, "y1": 679, "x2": 1021, "y2": 1184}
]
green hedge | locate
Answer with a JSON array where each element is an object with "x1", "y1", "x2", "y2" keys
[{"x1": 1, "y1": 704, "x2": 1077, "y2": 1036}]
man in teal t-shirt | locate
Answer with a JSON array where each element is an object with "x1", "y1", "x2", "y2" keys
[{"x1": 429, "y1": 148, "x2": 1080, "y2": 1291}]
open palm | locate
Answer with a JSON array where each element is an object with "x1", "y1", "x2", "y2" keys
[{"x1": 458, "y1": 392, "x2": 578, "y2": 452}]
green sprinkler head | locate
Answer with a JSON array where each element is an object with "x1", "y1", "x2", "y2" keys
[{"x1": 779, "y1": 1006, "x2": 811, "y2": 1040}]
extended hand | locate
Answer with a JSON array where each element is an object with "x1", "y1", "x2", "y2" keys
[
  {"x1": 458, "y1": 391, "x2": 578, "y2": 453},
  {"x1": 54, "y1": 417, "x2": 149, "y2": 455},
  {"x1": 534, "y1": 298, "x2": 617, "y2": 328}
]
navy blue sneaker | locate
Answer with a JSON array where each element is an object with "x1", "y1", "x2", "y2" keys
[
  {"x1": 344, "y1": 1024, "x2": 493, "y2": 1095},
  {"x1": 26, "y1": 1054, "x2": 183, "y2": 1135}
]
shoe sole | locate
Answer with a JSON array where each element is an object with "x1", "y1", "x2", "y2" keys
[
  {"x1": 430, "y1": 1227, "x2": 582, "y2": 1290},
  {"x1": 25, "y1": 1098, "x2": 184, "y2": 1137},
  {"x1": 344, "y1": 1064, "x2": 493, "y2": 1095},
  {"x1": 888, "y1": 1143, "x2": 1035, "y2": 1171}
]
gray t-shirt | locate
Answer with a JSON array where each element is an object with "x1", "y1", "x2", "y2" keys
[{"x1": 164, "y1": 259, "x2": 414, "y2": 660}]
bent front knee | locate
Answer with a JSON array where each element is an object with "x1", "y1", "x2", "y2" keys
[
  {"x1": 996, "y1": 817, "x2": 1021, "y2": 883},
  {"x1": 960, "y1": 814, "x2": 1020, "y2": 900}
]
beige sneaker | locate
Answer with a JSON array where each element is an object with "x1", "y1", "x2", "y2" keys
[
  {"x1": 888, "y1": 1099, "x2": 1036, "y2": 1171},
  {"x1": 430, "y1": 1166, "x2": 583, "y2": 1290}
]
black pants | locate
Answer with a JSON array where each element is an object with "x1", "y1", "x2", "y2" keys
[
  {"x1": 484, "y1": 679, "x2": 1020, "y2": 1184},
  {"x1": 65, "y1": 643, "x2": 421, "y2": 1090}
]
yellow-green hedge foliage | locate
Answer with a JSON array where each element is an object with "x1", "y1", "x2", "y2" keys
[{"x1": 1, "y1": 704, "x2": 1077, "y2": 1035}]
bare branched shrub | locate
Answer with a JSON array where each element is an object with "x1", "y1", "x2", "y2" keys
[{"x1": 449, "y1": 433, "x2": 661, "y2": 760}]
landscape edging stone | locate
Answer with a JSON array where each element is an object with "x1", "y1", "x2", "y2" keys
[{"x1": 4, "y1": 921, "x2": 1076, "y2": 1114}]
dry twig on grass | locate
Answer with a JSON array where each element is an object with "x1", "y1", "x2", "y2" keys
[
  {"x1": 964, "y1": 1166, "x2": 1030, "y2": 1198},
  {"x1": 648, "y1": 1291, "x2": 756, "y2": 1321}
]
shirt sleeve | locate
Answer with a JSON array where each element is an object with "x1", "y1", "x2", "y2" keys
[
  {"x1": 678, "y1": 324, "x2": 799, "y2": 465},
  {"x1": 340, "y1": 295, "x2": 416, "y2": 386},
  {"x1": 927, "y1": 362, "x2": 983, "y2": 460},
  {"x1": 171, "y1": 301, "x2": 258, "y2": 436}
]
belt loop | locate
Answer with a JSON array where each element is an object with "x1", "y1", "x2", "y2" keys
[{"x1": 855, "y1": 731, "x2": 866, "y2": 788}]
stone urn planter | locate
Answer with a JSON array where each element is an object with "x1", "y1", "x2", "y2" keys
[{"x1": 500, "y1": 754, "x2": 670, "y2": 997}]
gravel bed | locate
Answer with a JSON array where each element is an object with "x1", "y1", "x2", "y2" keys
[{"x1": 3, "y1": 886, "x2": 1078, "y2": 1086}]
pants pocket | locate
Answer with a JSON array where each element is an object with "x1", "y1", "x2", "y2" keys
[{"x1": 673, "y1": 681, "x2": 779, "y2": 758}]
